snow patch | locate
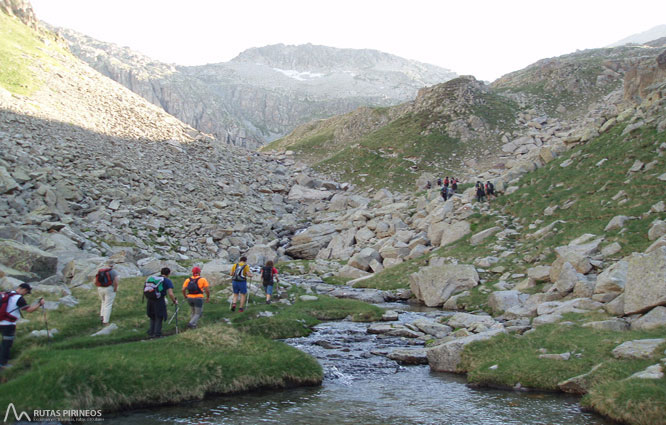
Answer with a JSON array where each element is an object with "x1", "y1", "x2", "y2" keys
[{"x1": 273, "y1": 68, "x2": 325, "y2": 81}]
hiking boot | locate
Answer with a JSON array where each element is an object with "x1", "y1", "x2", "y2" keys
[
  {"x1": 239, "y1": 308, "x2": 244, "y2": 313},
  {"x1": 266, "y1": 299, "x2": 271, "y2": 304},
  {"x1": 230, "y1": 304, "x2": 236, "y2": 312}
]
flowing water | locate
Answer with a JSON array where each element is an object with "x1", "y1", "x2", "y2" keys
[{"x1": 118, "y1": 302, "x2": 612, "y2": 425}]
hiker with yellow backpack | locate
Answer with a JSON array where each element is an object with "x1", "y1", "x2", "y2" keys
[
  {"x1": 182, "y1": 267, "x2": 209, "y2": 329},
  {"x1": 230, "y1": 256, "x2": 252, "y2": 313}
]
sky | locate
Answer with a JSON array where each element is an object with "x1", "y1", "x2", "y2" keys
[{"x1": 30, "y1": 0, "x2": 666, "y2": 82}]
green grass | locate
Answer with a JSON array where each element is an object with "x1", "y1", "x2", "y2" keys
[
  {"x1": 0, "y1": 276, "x2": 383, "y2": 413},
  {"x1": 314, "y1": 113, "x2": 465, "y2": 191},
  {"x1": 0, "y1": 13, "x2": 65, "y2": 95},
  {"x1": 494, "y1": 124, "x2": 666, "y2": 260},
  {"x1": 459, "y1": 315, "x2": 666, "y2": 425}
]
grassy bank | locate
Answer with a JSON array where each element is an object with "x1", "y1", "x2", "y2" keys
[
  {"x1": 459, "y1": 314, "x2": 666, "y2": 425},
  {"x1": 0, "y1": 276, "x2": 383, "y2": 413}
]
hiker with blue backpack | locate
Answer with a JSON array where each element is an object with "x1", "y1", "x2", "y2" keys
[
  {"x1": 230, "y1": 256, "x2": 253, "y2": 313},
  {"x1": 182, "y1": 266, "x2": 210, "y2": 329},
  {"x1": 143, "y1": 267, "x2": 178, "y2": 338}
]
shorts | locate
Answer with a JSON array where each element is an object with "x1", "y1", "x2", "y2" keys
[
  {"x1": 264, "y1": 284, "x2": 273, "y2": 295},
  {"x1": 232, "y1": 280, "x2": 247, "y2": 294}
]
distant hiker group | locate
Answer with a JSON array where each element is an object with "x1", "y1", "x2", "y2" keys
[
  {"x1": 426, "y1": 177, "x2": 498, "y2": 203},
  {"x1": 438, "y1": 176, "x2": 459, "y2": 201},
  {"x1": 475, "y1": 180, "x2": 495, "y2": 203}
]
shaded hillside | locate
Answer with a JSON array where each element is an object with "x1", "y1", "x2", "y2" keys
[
  {"x1": 52, "y1": 29, "x2": 457, "y2": 149},
  {"x1": 0, "y1": 9, "x2": 312, "y2": 266}
]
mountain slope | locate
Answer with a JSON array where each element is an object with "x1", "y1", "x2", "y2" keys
[
  {"x1": 266, "y1": 42, "x2": 666, "y2": 190},
  {"x1": 608, "y1": 24, "x2": 666, "y2": 47},
  {"x1": 51, "y1": 29, "x2": 457, "y2": 149},
  {"x1": 262, "y1": 76, "x2": 518, "y2": 189},
  {"x1": 0, "y1": 8, "x2": 308, "y2": 266}
]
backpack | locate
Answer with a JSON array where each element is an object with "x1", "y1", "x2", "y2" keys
[
  {"x1": 232, "y1": 264, "x2": 246, "y2": 281},
  {"x1": 186, "y1": 277, "x2": 202, "y2": 295},
  {"x1": 0, "y1": 292, "x2": 19, "y2": 323},
  {"x1": 261, "y1": 266, "x2": 274, "y2": 285},
  {"x1": 143, "y1": 276, "x2": 164, "y2": 300},
  {"x1": 95, "y1": 268, "x2": 113, "y2": 287}
]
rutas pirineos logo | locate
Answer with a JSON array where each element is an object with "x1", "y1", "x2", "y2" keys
[
  {"x1": 3, "y1": 403, "x2": 31, "y2": 422},
  {"x1": 3, "y1": 404, "x2": 104, "y2": 422}
]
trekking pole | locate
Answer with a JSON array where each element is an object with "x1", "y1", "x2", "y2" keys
[
  {"x1": 41, "y1": 300, "x2": 51, "y2": 345},
  {"x1": 246, "y1": 280, "x2": 252, "y2": 306},
  {"x1": 168, "y1": 304, "x2": 180, "y2": 327}
]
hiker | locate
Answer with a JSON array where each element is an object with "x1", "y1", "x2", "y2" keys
[
  {"x1": 436, "y1": 177, "x2": 442, "y2": 186},
  {"x1": 440, "y1": 185, "x2": 448, "y2": 201},
  {"x1": 476, "y1": 183, "x2": 486, "y2": 202},
  {"x1": 451, "y1": 178, "x2": 458, "y2": 193},
  {"x1": 0, "y1": 283, "x2": 45, "y2": 369},
  {"x1": 486, "y1": 181, "x2": 495, "y2": 199},
  {"x1": 425, "y1": 181, "x2": 432, "y2": 189},
  {"x1": 230, "y1": 256, "x2": 252, "y2": 312},
  {"x1": 443, "y1": 176, "x2": 449, "y2": 188},
  {"x1": 260, "y1": 260, "x2": 280, "y2": 304},
  {"x1": 144, "y1": 267, "x2": 178, "y2": 338},
  {"x1": 182, "y1": 266, "x2": 210, "y2": 329},
  {"x1": 95, "y1": 262, "x2": 119, "y2": 326}
]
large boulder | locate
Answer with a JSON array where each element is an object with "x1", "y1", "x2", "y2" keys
[
  {"x1": 0, "y1": 239, "x2": 57, "y2": 281},
  {"x1": 427, "y1": 328, "x2": 506, "y2": 372},
  {"x1": 136, "y1": 257, "x2": 188, "y2": 276},
  {"x1": 326, "y1": 228, "x2": 356, "y2": 260},
  {"x1": 631, "y1": 306, "x2": 666, "y2": 331},
  {"x1": 201, "y1": 259, "x2": 234, "y2": 286},
  {"x1": 439, "y1": 221, "x2": 471, "y2": 247},
  {"x1": 335, "y1": 265, "x2": 371, "y2": 280},
  {"x1": 62, "y1": 257, "x2": 140, "y2": 287},
  {"x1": 447, "y1": 312, "x2": 498, "y2": 330},
  {"x1": 348, "y1": 248, "x2": 382, "y2": 272},
  {"x1": 488, "y1": 290, "x2": 528, "y2": 314},
  {"x1": 612, "y1": 339, "x2": 666, "y2": 359},
  {"x1": 550, "y1": 238, "x2": 602, "y2": 281},
  {"x1": 624, "y1": 247, "x2": 666, "y2": 315},
  {"x1": 287, "y1": 185, "x2": 333, "y2": 202},
  {"x1": 470, "y1": 226, "x2": 501, "y2": 245},
  {"x1": 409, "y1": 264, "x2": 479, "y2": 307},
  {"x1": 648, "y1": 220, "x2": 666, "y2": 241},
  {"x1": 594, "y1": 260, "x2": 628, "y2": 295},
  {"x1": 286, "y1": 224, "x2": 337, "y2": 259},
  {"x1": 245, "y1": 244, "x2": 278, "y2": 266}
]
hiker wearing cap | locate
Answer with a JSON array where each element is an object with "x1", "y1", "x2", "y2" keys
[
  {"x1": 230, "y1": 256, "x2": 252, "y2": 312},
  {"x1": 0, "y1": 283, "x2": 45, "y2": 369},
  {"x1": 95, "y1": 262, "x2": 119, "y2": 326},
  {"x1": 182, "y1": 267, "x2": 209, "y2": 329},
  {"x1": 145, "y1": 268, "x2": 178, "y2": 338}
]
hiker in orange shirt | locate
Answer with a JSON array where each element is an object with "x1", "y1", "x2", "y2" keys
[{"x1": 181, "y1": 267, "x2": 210, "y2": 329}]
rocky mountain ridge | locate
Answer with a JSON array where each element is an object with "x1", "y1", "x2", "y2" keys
[
  {"x1": 51, "y1": 28, "x2": 457, "y2": 149},
  {"x1": 266, "y1": 41, "x2": 666, "y2": 188}
]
